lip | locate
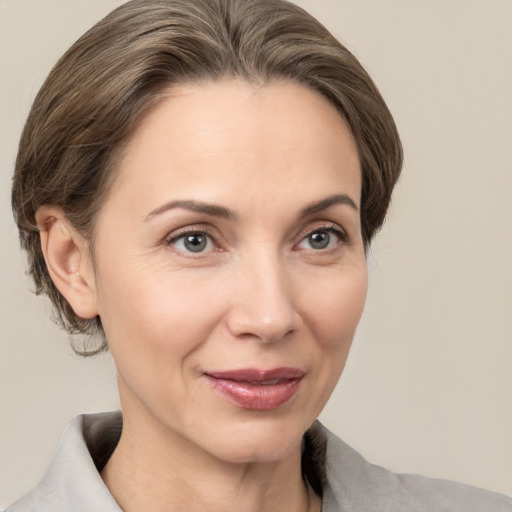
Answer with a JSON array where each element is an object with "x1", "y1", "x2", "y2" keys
[{"x1": 203, "y1": 367, "x2": 304, "y2": 411}]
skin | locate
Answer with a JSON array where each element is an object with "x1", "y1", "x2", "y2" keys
[{"x1": 37, "y1": 80, "x2": 367, "y2": 512}]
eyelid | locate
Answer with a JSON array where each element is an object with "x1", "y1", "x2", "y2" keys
[
  {"x1": 296, "y1": 222, "x2": 348, "y2": 242},
  {"x1": 164, "y1": 225, "x2": 220, "y2": 255},
  {"x1": 293, "y1": 222, "x2": 348, "y2": 251},
  {"x1": 162, "y1": 221, "x2": 348, "y2": 255}
]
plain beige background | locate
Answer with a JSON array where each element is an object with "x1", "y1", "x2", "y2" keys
[{"x1": 1, "y1": 0, "x2": 511, "y2": 507}]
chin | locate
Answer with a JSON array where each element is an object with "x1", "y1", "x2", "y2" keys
[{"x1": 199, "y1": 416, "x2": 310, "y2": 465}]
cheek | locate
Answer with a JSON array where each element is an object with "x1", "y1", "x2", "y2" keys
[
  {"x1": 303, "y1": 265, "x2": 368, "y2": 351},
  {"x1": 96, "y1": 267, "x2": 231, "y2": 414},
  {"x1": 297, "y1": 262, "x2": 367, "y2": 418},
  {"x1": 96, "y1": 261, "x2": 229, "y2": 363}
]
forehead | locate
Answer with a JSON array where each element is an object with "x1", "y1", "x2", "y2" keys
[{"x1": 105, "y1": 79, "x2": 361, "y2": 217}]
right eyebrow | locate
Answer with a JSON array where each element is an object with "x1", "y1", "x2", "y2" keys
[{"x1": 144, "y1": 199, "x2": 238, "y2": 222}]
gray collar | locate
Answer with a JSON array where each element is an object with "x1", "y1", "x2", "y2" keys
[{"x1": 14, "y1": 411, "x2": 511, "y2": 512}]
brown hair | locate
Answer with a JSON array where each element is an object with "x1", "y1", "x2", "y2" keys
[{"x1": 12, "y1": 0, "x2": 402, "y2": 353}]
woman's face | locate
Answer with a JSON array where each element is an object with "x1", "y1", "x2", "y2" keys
[{"x1": 89, "y1": 80, "x2": 367, "y2": 463}]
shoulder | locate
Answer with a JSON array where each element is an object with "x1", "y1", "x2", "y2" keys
[
  {"x1": 4, "y1": 491, "x2": 36, "y2": 512},
  {"x1": 5, "y1": 412, "x2": 123, "y2": 512},
  {"x1": 305, "y1": 421, "x2": 512, "y2": 512}
]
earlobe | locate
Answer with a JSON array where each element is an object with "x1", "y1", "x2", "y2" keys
[{"x1": 36, "y1": 206, "x2": 99, "y2": 319}]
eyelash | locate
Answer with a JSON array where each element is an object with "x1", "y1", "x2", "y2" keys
[
  {"x1": 164, "y1": 223, "x2": 348, "y2": 256},
  {"x1": 165, "y1": 226, "x2": 219, "y2": 256},
  {"x1": 295, "y1": 224, "x2": 348, "y2": 251}
]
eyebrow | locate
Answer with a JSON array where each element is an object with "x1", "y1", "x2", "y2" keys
[
  {"x1": 299, "y1": 194, "x2": 359, "y2": 217},
  {"x1": 145, "y1": 200, "x2": 237, "y2": 221},
  {"x1": 145, "y1": 193, "x2": 358, "y2": 222}
]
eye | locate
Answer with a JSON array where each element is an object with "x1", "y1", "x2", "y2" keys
[
  {"x1": 297, "y1": 226, "x2": 345, "y2": 251},
  {"x1": 169, "y1": 231, "x2": 215, "y2": 254}
]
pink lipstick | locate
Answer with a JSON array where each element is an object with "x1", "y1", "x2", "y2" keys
[{"x1": 204, "y1": 368, "x2": 304, "y2": 410}]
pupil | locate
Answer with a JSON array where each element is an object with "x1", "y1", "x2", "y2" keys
[
  {"x1": 310, "y1": 231, "x2": 329, "y2": 249},
  {"x1": 184, "y1": 234, "x2": 207, "y2": 252}
]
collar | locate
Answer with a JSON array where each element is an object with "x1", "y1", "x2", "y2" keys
[{"x1": 33, "y1": 412, "x2": 332, "y2": 512}]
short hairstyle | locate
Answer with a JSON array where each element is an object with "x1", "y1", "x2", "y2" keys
[{"x1": 12, "y1": 0, "x2": 403, "y2": 354}]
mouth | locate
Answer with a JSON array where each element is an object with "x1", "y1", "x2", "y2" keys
[{"x1": 203, "y1": 368, "x2": 304, "y2": 411}]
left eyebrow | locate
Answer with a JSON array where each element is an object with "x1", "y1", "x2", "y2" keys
[{"x1": 299, "y1": 194, "x2": 359, "y2": 218}]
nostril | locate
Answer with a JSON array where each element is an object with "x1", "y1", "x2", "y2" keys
[{"x1": 226, "y1": 309, "x2": 297, "y2": 344}]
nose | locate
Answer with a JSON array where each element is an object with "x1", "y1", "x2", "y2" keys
[{"x1": 225, "y1": 252, "x2": 298, "y2": 344}]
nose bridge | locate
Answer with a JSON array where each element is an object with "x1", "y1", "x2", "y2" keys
[{"x1": 227, "y1": 247, "x2": 297, "y2": 343}]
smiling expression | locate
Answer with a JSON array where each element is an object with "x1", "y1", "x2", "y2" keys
[{"x1": 86, "y1": 79, "x2": 367, "y2": 464}]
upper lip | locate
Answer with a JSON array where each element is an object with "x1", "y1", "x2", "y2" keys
[{"x1": 205, "y1": 367, "x2": 304, "y2": 383}]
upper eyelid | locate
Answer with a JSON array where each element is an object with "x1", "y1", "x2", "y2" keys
[
  {"x1": 294, "y1": 221, "x2": 347, "y2": 242},
  {"x1": 165, "y1": 228, "x2": 220, "y2": 257},
  {"x1": 294, "y1": 228, "x2": 348, "y2": 257},
  {"x1": 165, "y1": 224, "x2": 217, "y2": 242}
]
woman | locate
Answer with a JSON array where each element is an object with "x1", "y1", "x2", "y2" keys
[{"x1": 5, "y1": 0, "x2": 511, "y2": 510}]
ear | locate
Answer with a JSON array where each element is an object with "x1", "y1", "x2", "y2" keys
[{"x1": 36, "y1": 206, "x2": 99, "y2": 319}]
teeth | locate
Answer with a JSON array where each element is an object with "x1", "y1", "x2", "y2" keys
[
  {"x1": 223, "y1": 377, "x2": 291, "y2": 385},
  {"x1": 261, "y1": 379, "x2": 281, "y2": 386}
]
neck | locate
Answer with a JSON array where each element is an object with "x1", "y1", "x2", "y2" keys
[{"x1": 101, "y1": 408, "x2": 320, "y2": 512}]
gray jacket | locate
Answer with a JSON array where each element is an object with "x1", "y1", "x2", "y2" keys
[{"x1": 6, "y1": 412, "x2": 512, "y2": 511}]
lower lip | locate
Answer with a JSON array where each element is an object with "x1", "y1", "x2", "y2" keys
[{"x1": 204, "y1": 375, "x2": 303, "y2": 411}]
